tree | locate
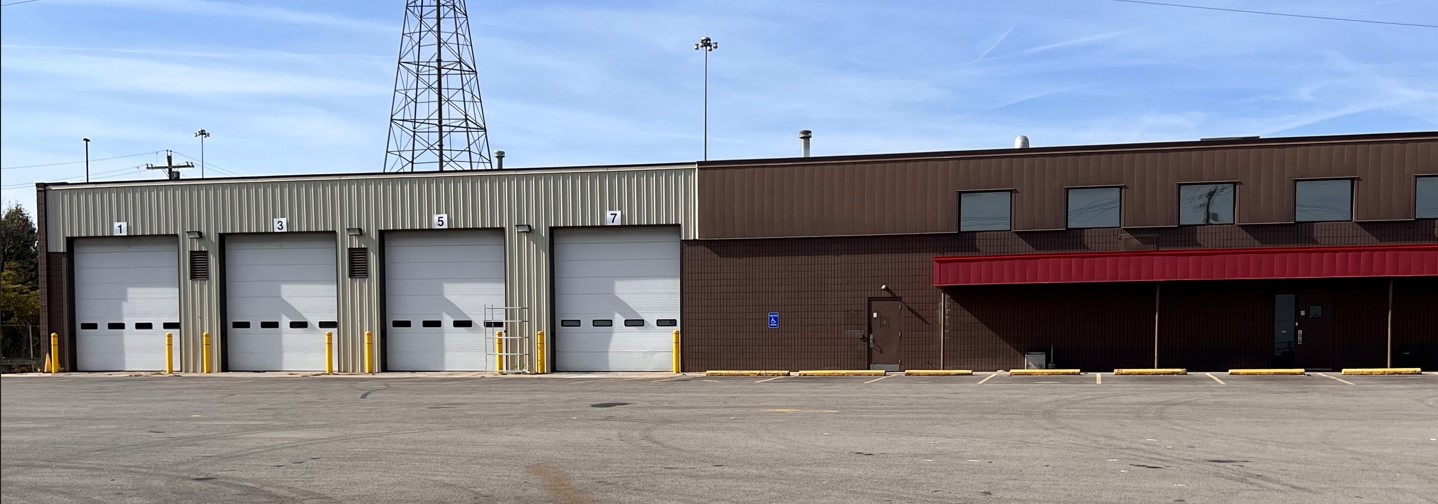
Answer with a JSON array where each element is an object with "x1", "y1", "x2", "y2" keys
[
  {"x1": 0, "y1": 204, "x2": 38, "y2": 289},
  {"x1": 1, "y1": 262, "x2": 39, "y2": 326}
]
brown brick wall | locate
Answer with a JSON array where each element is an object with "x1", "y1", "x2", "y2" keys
[{"x1": 681, "y1": 221, "x2": 1437, "y2": 371}]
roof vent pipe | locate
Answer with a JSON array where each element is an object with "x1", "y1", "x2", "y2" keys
[
  {"x1": 799, "y1": 129, "x2": 812, "y2": 157},
  {"x1": 1014, "y1": 135, "x2": 1030, "y2": 149},
  {"x1": 495, "y1": 150, "x2": 505, "y2": 170}
]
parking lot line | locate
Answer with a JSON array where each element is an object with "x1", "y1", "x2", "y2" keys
[
  {"x1": 1316, "y1": 373, "x2": 1355, "y2": 386},
  {"x1": 864, "y1": 374, "x2": 894, "y2": 384},
  {"x1": 977, "y1": 373, "x2": 998, "y2": 385},
  {"x1": 755, "y1": 376, "x2": 785, "y2": 384},
  {"x1": 1205, "y1": 373, "x2": 1226, "y2": 385},
  {"x1": 1095, "y1": 373, "x2": 1102, "y2": 385}
]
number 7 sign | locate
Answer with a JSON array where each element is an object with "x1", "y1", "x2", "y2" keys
[{"x1": 605, "y1": 210, "x2": 622, "y2": 225}]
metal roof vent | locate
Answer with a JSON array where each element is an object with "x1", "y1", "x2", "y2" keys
[
  {"x1": 799, "y1": 130, "x2": 812, "y2": 157},
  {"x1": 1014, "y1": 135, "x2": 1030, "y2": 149}
]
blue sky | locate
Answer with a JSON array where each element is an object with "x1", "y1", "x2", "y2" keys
[{"x1": 3, "y1": 0, "x2": 1436, "y2": 213}]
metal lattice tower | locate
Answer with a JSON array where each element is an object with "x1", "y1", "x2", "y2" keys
[{"x1": 384, "y1": 0, "x2": 494, "y2": 172}]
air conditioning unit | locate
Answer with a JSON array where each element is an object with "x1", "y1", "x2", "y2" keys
[{"x1": 1024, "y1": 352, "x2": 1047, "y2": 370}]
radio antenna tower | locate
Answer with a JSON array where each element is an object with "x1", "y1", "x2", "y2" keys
[{"x1": 384, "y1": 0, "x2": 494, "y2": 172}]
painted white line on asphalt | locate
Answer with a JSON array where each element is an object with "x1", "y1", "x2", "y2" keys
[
  {"x1": 863, "y1": 374, "x2": 894, "y2": 384},
  {"x1": 1205, "y1": 373, "x2": 1226, "y2": 385},
  {"x1": 653, "y1": 375, "x2": 691, "y2": 382},
  {"x1": 977, "y1": 373, "x2": 998, "y2": 385},
  {"x1": 1316, "y1": 373, "x2": 1355, "y2": 386},
  {"x1": 754, "y1": 376, "x2": 785, "y2": 384},
  {"x1": 1096, "y1": 373, "x2": 1102, "y2": 385}
]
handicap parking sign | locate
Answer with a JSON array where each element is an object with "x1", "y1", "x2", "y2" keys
[{"x1": 768, "y1": 312, "x2": 779, "y2": 329}]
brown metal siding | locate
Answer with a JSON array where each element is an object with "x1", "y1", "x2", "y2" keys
[
  {"x1": 698, "y1": 135, "x2": 1437, "y2": 239},
  {"x1": 1392, "y1": 277, "x2": 1437, "y2": 369}
]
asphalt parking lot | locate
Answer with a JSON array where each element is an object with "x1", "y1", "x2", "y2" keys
[{"x1": 3, "y1": 372, "x2": 1436, "y2": 503}]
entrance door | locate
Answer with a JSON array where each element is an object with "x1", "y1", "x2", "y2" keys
[
  {"x1": 1295, "y1": 293, "x2": 1335, "y2": 369},
  {"x1": 868, "y1": 299, "x2": 902, "y2": 370}
]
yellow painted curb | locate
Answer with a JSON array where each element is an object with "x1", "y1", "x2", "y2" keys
[
  {"x1": 705, "y1": 370, "x2": 790, "y2": 377},
  {"x1": 1113, "y1": 368, "x2": 1188, "y2": 376},
  {"x1": 1341, "y1": 368, "x2": 1422, "y2": 376},
  {"x1": 1228, "y1": 369, "x2": 1306, "y2": 376},
  {"x1": 904, "y1": 370, "x2": 975, "y2": 376},
  {"x1": 796, "y1": 370, "x2": 886, "y2": 377},
  {"x1": 1009, "y1": 369, "x2": 1082, "y2": 376}
]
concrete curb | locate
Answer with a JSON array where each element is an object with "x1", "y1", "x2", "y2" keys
[
  {"x1": 903, "y1": 370, "x2": 974, "y2": 376},
  {"x1": 705, "y1": 370, "x2": 790, "y2": 377},
  {"x1": 796, "y1": 370, "x2": 886, "y2": 377},
  {"x1": 1008, "y1": 369, "x2": 1082, "y2": 376},
  {"x1": 1228, "y1": 369, "x2": 1306, "y2": 376},
  {"x1": 1113, "y1": 368, "x2": 1188, "y2": 376},
  {"x1": 1341, "y1": 368, "x2": 1422, "y2": 376}
]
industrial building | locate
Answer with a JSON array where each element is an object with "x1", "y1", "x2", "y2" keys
[{"x1": 36, "y1": 132, "x2": 1437, "y2": 373}]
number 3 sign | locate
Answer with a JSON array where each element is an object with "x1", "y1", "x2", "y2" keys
[{"x1": 273, "y1": 218, "x2": 288, "y2": 232}]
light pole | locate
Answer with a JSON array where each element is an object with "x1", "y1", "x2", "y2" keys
[
  {"x1": 83, "y1": 138, "x2": 90, "y2": 183},
  {"x1": 694, "y1": 36, "x2": 717, "y2": 161},
  {"x1": 194, "y1": 129, "x2": 210, "y2": 178}
]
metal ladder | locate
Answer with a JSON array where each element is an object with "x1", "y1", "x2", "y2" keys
[{"x1": 484, "y1": 305, "x2": 531, "y2": 374}]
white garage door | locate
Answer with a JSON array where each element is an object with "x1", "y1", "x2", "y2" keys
[
  {"x1": 225, "y1": 234, "x2": 337, "y2": 371},
  {"x1": 554, "y1": 227, "x2": 680, "y2": 371},
  {"x1": 73, "y1": 237, "x2": 180, "y2": 371},
  {"x1": 384, "y1": 230, "x2": 504, "y2": 371}
]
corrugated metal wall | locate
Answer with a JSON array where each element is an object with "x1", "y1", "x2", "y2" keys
[
  {"x1": 698, "y1": 134, "x2": 1437, "y2": 238},
  {"x1": 41, "y1": 166, "x2": 698, "y2": 372}
]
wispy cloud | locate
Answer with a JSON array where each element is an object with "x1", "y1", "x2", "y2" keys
[
  {"x1": 975, "y1": 24, "x2": 1015, "y2": 62},
  {"x1": 56, "y1": 0, "x2": 395, "y2": 33}
]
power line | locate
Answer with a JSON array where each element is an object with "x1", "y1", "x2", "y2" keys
[
  {"x1": 1103, "y1": 0, "x2": 1438, "y2": 28},
  {"x1": 2, "y1": 151, "x2": 162, "y2": 171},
  {"x1": 0, "y1": 0, "x2": 44, "y2": 7}
]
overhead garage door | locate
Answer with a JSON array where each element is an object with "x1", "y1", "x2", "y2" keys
[
  {"x1": 554, "y1": 227, "x2": 680, "y2": 371},
  {"x1": 73, "y1": 237, "x2": 180, "y2": 371},
  {"x1": 384, "y1": 230, "x2": 505, "y2": 371},
  {"x1": 225, "y1": 234, "x2": 337, "y2": 371}
]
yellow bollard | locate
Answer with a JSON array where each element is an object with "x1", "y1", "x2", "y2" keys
[
  {"x1": 364, "y1": 330, "x2": 375, "y2": 374},
  {"x1": 164, "y1": 332, "x2": 174, "y2": 374},
  {"x1": 202, "y1": 332, "x2": 212, "y2": 374},
  {"x1": 535, "y1": 330, "x2": 546, "y2": 374},
  {"x1": 672, "y1": 330, "x2": 681, "y2": 374},
  {"x1": 49, "y1": 332, "x2": 59, "y2": 373},
  {"x1": 324, "y1": 331, "x2": 334, "y2": 375},
  {"x1": 495, "y1": 330, "x2": 505, "y2": 372}
]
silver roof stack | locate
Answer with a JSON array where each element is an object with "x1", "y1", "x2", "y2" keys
[
  {"x1": 1014, "y1": 135, "x2": 1030, "y2": 149},
  {"x1": 800, "y1": 130, "x2": 812, "y2": 157}
]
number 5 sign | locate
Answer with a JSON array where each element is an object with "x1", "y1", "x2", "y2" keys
[
  {"x1": 605, "y1": 210, "x2": 622, "y2": 226},
  {"x1": 433, "y1": 214, "x2": 449, "y2": 229}
]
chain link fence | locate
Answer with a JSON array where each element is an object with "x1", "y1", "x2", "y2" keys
[{"x1": 2, "y1": 325, "x2": 43, "y2": 372}]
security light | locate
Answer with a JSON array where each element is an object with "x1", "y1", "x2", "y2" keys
[
  {"x1": 515, "y1": 224, "x2": 533, "y2": 233},
  {"x1": 346, "y1": 227, "x2": 363, "y2": 236},
  {"x1": 185, "y1": 230, "x2": 203, "y2": 239}
]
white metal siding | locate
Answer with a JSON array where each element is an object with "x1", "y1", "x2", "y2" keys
[
  {"x1": 73, "y1": 237, "x2": 180, "y2": 371},
  {"x1": 554, "y1": 227, "x2": 680, "y2": 371},
  {"x1": 384, "y1": 230, "x2": 504, "y2": 371},
  {"x1": 224, "y1": 234, "x2": 337, "y2": 371}
]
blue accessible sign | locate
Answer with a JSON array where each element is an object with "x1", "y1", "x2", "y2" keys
[{"x1": 768, "y1": 312, "x2": 780, "y2": 329}]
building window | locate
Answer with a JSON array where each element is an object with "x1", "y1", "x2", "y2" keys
[
  {"x1": 1179, "y1": 183, "x2": 1236, "y2": 225},
  {"x1": 958, "y1": 191, "x2": 1011, "y2": 232},
  {"x1": 1295, "y1": 179, "x2": 1352, "y2": 222},
  {"x1": 1067, "y1": 187, "x2": 1121, "y2": 229},
  {"x1": 1417, "y1": 176, "x2": 1437, "y2": 219}
]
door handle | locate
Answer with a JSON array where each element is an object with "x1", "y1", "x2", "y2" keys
[{"x1": 1297, "y1": 329, "x2": 1303, "y2": 345}]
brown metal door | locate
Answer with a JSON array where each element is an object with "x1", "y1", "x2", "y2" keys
[
  {"x1": 868, "y1": 300, "x2": 902, "y2": 368},
  {"x1": 1295, "y1": 293, "x2": 1335, "y2": 369}
]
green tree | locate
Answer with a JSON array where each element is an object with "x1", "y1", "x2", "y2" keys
[
  {"x1": 0, "y1": 204, "x2": 38, "y2": 288},
  {"x1": 1, "y1": 262, "x2": 39, "y2": 326}
]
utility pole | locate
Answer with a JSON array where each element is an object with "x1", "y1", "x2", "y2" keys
[
  {"x1": 194, "y1": 129, "x2": 210, "y2": 178},
  {"x1": 145, "y1": 150, "x2": 194, "y2": 180},
  {"x1": 694, "y1": 36, "x2": 718, "y2": 161},
  {"x1": 83, "y1": 138, "x2": 90, "y2": 183}
]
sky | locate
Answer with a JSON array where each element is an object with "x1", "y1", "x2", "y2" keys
[{"x1": 2, "y1": 0, "x2": 1436, "y2": 215}]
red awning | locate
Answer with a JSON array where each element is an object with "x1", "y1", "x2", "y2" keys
[{"x1": 933, "y1": 244, "x2": 1438, "y2": 287}]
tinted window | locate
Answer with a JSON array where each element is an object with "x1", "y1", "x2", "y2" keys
[
  {"x1": 107, "y1": 323, "x2": 125, "y2": 330},
  {"x1": 1179, "y1": 183, "x2": 1236, "y2": 225},
  {"x1": 289, "y1": 321, "x2": 308, "y2": 329},
  {"x1": 656, "y1": 319, "x2": 678, "y2": 327},
  {"x1": 592, "y1": 319, "x2": 613, "y2": 327},
  {"x1": 421, "y1": 320, "x2": 442, "y2": 328},
  {"x1": 1067, "y1": 187, "x2": 1121, "y2": 229},
  {"x1": 391, "y1": 320, "x2": 411, "y2": 328},
  {"x1": 1417, "y1": 176, "x2": 1438, "y2": 219},
  {"x1": 958, "y1": 191, "x2": 1011, "y2": 232},
  {"x1": 80, "y1": 323, "x2": 99, "y2": 330},
  {"x1": 452, "y1": 320, "x2": 474, "y2": 328},
  {"x1": 1295, "y1": 179, "x2": 1352, "y2": 222},
  {"x1": 232, "y1": 321, "x2": 251, "y2": 329},
  {"x1": 260, "y1": 321, "x2": 280, "y2": 329},
  {"x1": 317, "y1": 321, "x2": 338, "y2": 329},
  {"x1": 623, "y1": 319, "x2": 645, "y2": 327},
  {"x1": 162, "y1": 322, "x2": 181, "y2": 330},
  {"x1": 134, "y1": 322, "x2": 154, "y2": 330},
  {"x1": 560, "y1": 320, "x2": 581, "y2": 327}
]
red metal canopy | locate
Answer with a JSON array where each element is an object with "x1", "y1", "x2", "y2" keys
[{"x1": 933, "y1": 244, "x2": 1438, "y2": 287}]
